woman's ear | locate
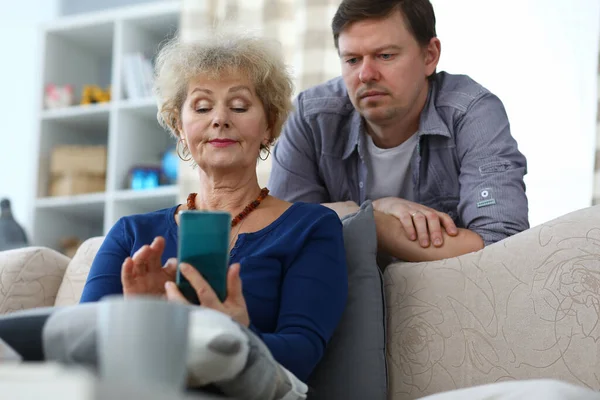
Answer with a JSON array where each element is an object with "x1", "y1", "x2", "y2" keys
[
  {"x1": 172, "y1": 108, "x2": 183, "y2": 137},
  {"x1": 263, "y1": 129, "x2": 272, "y2": 147},
  {"x1": 176, "y1": 120, "x2": 183, "y2": 138}
]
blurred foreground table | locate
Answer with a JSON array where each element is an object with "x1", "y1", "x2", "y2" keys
[{"x1": 0, "y1": 363, "x2": 234, "y2": 400}]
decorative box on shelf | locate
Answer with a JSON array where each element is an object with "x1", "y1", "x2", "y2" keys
[{"x1": 49, "y1": 145, "x2": 107, "y2": 197}]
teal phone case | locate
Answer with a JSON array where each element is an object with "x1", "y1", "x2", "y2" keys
[{"x1": 177, "y1": 210, "x2": 231, "y2": 304}]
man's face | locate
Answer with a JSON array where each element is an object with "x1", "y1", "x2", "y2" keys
[{"x1": 338, "y1": 10, "x2": 438, "y2": 126}]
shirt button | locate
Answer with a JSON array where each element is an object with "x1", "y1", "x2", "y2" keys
[
  {"x1": 346, "y1": 104, "x2": 353, "y2": 110},
  {"x1": 359, "y1": 182, "x2": 364, "y2": 188}
]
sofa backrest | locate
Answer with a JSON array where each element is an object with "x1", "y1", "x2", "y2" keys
[
  {"x1": 54, "y1": 237, "x2": 104, "y2": 307},
  {"x1": 383, "y1": 204, "x2": 600, "y2": 399}
]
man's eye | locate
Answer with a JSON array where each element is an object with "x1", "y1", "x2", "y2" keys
[
  {"x1": 379, "y1": 54, "x2": 394, "y2": 60},
  {"x1": 345, "y1": 58, "x2": 358, "y2": 65}
]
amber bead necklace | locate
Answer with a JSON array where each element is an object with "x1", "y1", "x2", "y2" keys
[{"x1": 186, "y1": 187, "x2": 270, "y2": 227}]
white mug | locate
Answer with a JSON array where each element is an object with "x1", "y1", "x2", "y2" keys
[{"x1": 97, "y1": 295, "x2": 190, "y2": 391}]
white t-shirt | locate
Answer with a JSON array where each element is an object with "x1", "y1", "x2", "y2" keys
[{"x1": 364, "y1": 132, "x2": 419, "y2": 201}]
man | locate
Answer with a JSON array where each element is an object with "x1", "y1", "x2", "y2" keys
[{"x1": 268, "y1": 0, "x2": 529, "y2": 262}]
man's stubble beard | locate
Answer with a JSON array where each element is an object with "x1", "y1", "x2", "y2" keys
[{"x1": 361, "y1": 102, "x2": 401, "y2": 125}]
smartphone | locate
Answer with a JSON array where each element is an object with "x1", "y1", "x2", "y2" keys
[{"x1": 177, "y1": 210, "x2": 231, "y2": 304}]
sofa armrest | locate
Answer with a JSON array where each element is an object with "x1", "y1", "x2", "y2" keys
[
  {"x1": 55, "y1": 237, "x2": 104, "y2": 307},
  {"x1": 383, "y1": 205, "x2": 600, "y2": 399},
  {"x1": 0, "y1": 247, "x2": 70, "y2": 315}
]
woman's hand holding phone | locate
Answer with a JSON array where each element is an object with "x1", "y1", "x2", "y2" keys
[
  {"x1": 121, "y1": 236, "x2": 178, "y2": 296},
  {"x1": 165, "y1": 262, "x2": 250, "y2": 327}
]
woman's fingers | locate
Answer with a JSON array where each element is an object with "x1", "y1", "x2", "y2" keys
[
  {"x1": 164, "y1": 281, "x2": 190, "y2": 304},
  {"x1": 225, "y1": 263, "x2": 250, "y2": 327},
  {"x1": 147, "y1": 237, "x2": 166, "y2": 271},
  {"x1": 162, "y1": 257, "x2": 178, "y2": 279},
  {"x1": 131, "y1": 245, "x2": 150, "y2": 275},
  {"x1": 131, "y1": 244, "x2": 147, "y2": 260},
  {"x1": 149, "y1": 236, "x2": 165, "y2": 251},
  {"x1": 121, "y1": 257, "x2": 135, "y2": 287},
  {"x1": 226, "y1": 264, "x2": 244, "y2": 303},
  {"x1": 180, "y1": 263, "x2": 222, "y2": 309}
]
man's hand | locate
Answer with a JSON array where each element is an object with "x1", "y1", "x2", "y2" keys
[
  {"x1": 373, "y1": 197, "x2": 458, "y2": 248},
  {"x1": 321, "y1": 199, "x2": 483, "y2": 261}
]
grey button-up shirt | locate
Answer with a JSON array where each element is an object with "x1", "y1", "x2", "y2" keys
[{"x1": 269, "y1": 72, "x2": 529, "y2": 245}]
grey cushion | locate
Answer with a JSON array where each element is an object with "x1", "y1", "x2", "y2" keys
[
  {"x1": 0, "y1": 306, "x2": 55, "y2": 361},
  {"x1": 307, "y1": 201, "x2": 387, "y2": 400},
  {"x1": 42, "y1": 303, "x2": 99, "y2": 367}
]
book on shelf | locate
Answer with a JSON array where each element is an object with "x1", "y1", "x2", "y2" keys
[{"x1": 122, "y1": 52, "x2": 154, "y2": 99}]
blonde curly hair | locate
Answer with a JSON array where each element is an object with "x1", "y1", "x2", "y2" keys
[{"x1": 154, "y1": 32, "x2": 295, "y2": 147}]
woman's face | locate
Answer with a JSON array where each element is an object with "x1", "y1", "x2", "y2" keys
[{"x1": 179, "y1": 72, "x2": 270, "y2": 173}]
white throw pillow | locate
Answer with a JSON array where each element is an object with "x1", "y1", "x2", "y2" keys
[{"x1": 0, "y1": 247, "x2": 70, "y2": 314}]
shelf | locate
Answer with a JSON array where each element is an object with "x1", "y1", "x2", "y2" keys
[
  {"x1": 36, "y1": 192, "x2": 106, "y2": 215},
  {"x1": 43, "y1": 1, "x2": 180, "y2": 33},
  {"x1": 111, "y1": 110, "x2": 173, "y2": 191},
  {"x1": 32, "y1": 1, "x2": 182, "y2": 249},
  {"x1": 118, "y1": 3, "x2": 180, "y2": 102},
  {"x1": 124, "y1": 7, "x2": 180, "y2": 38},
  {"x1": 114, "y1": 185, "x2": 178, "y2": 201},
  {"x1": 117, "y1": 97, "x2": 158, "y2": 119},
  {"x1": 43, "y1": 22, "x2": 113, "y2": 93},
  {"x1": 46, "y1": 22, "x2": 114, "y2": 59},
  {"x1": 42, "y1": 102, "x2": 111, "y2": 118},
  {"x1": 111, "y1": 186, "x2": 179, "y2": 225},
  {"x1": 33, "y1": 195, "x2": 105, "y2": 250},
  {"x1": 41, "y1": 103, "x2": 111, "y2": 131}
]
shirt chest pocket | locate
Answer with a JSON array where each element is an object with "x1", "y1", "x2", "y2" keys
[{"x1": 320, "y1": 154, "x2": 356, "y2": 202}]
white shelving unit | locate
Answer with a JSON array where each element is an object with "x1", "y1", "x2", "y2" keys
[{"x1": 32, "y1": 1, "x2": 182, "y2": 252}]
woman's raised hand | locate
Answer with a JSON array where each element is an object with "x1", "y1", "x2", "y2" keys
[{"x1": 121, "y1": 236, "x2": 178, "y2": 296}]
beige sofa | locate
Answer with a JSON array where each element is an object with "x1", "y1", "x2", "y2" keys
[{"x1": 1, "y1": 205, "x2": 600, "y2": 399}]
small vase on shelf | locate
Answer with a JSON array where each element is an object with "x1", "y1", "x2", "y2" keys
[{"x1": 0, "y1": 198, "x2": 29, "y2": 251}]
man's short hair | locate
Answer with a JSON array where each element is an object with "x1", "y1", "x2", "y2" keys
[{"x1": 331, "y1": 0, "x2": 437, "y2": 49}]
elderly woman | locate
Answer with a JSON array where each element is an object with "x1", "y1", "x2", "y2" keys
[{"x1": 79, "y1": 33, "x2": 348, "y2": 382}]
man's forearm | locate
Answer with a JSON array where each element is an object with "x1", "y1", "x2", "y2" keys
[
  {"x1": 322, "y1": 201, "x2": 361, "y2": 219},
  {"x1": 374, "y1": 211, "x2": 484, "y2": 262},
  {"x1": 322, "y1": 201, "x2": 484, "y2": 262}
]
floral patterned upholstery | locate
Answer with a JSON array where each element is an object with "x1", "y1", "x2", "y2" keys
[{"x1": 384, "y1": 205, "x2": 600, "y2": 399}]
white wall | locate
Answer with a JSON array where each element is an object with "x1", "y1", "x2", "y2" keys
[
  {"x1": 0, "y1": 1, "x2": 58, "y2": 237},
  {"x1": 432, "y1": 0, "x2": 600, "y2": 227}
]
